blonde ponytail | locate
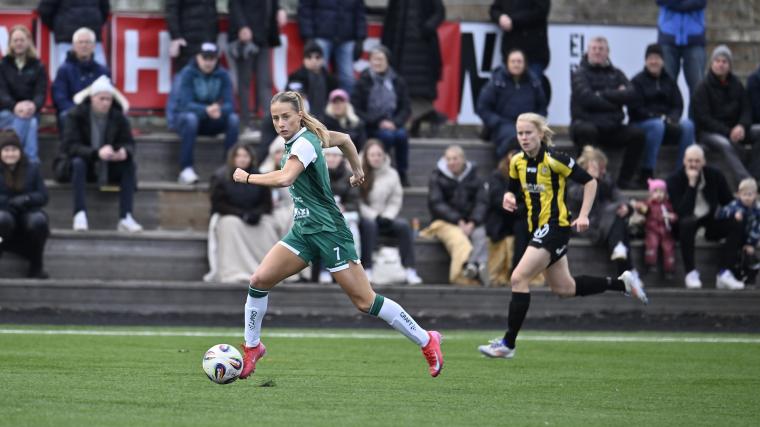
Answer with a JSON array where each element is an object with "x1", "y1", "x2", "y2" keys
[{"x1": 271, "y1": 91, "x2": 330, "y2": 145}]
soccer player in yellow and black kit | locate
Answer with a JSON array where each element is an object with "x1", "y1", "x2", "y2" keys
[{"x1": 478, "y1": 113, "x2": 648, "y2": 359}]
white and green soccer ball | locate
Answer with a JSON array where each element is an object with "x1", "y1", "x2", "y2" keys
[{"x1": 202, "y1": 344, "x2": 243, "y2": 384}]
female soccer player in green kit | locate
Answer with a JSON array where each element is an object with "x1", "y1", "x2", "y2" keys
[{"x1": 232, "y1": 91, "x2": 443, "y2": 379}]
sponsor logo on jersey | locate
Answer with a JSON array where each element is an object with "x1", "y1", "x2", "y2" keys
[
  {"x1": 541, "y1": 166, "x2": 550, "y2": 176},
  {"x1": 533, "y1": 224, "x2": 550, "y2": 238},
  {"x1": 527, "y1": 167, "x2": 537, "y2": 173},
  {"x1": 524, "y1": 183, "x2": 546, "y2": 193},
  {"x1": 294, "y1": 207, "x2": 311, "y2": 219}
]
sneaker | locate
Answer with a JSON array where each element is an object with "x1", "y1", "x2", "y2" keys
[
  {"x1": 462, "y1": 262, "x2": 479, "y2": 279},
  {"x1": 611, "y1": 242, "x2": 628, "y2": 261},
  {"x1": 318, "y1": 270, "x2": 332, "y2": 284},
  {"x1": 685, "y1": 269, "x2": 702, "y2": 289},
  {"x1": 239, "y1": 342, "x2": 267, "y2": 380},
  {"x1": 478, "y1": 263, "x2": 491, "y2": 287},
  {"x1": 716, "y1": 269, "x2": 745, "y2": 290},
  {"x1": 117, "y1": 213, "x2": 143, "y2": 233},
  {"x1": 406, "y1": 268, "x2": 423, "y2": 285},
  {"x1": 73, "y1": 211, "x2": 88, "y2": 231},
  {"x1": 421, "y1": 331, "x2": 444, "y2": 377},
  {"x1": 478, "y1": 337, "x2": 516, "y2": 359},
  {"x1": 619, "y1": 270, "x2": 649, "y2": 305},
  {"x1": 178, "y1": 167, "x2": 199, "y2": 184}
]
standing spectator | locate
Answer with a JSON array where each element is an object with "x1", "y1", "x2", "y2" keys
[
  {"x1": 630, "y1": 43, "x2": 695, "y2": 175},
  {"x1": 285, "y1": 41, "x2": 338, "y2": 121},
  {"x1": 227, "y1": 0, "x2": 286, "y2": 136},
  {"x1": 0, "y1": 131, "x2": 49, "y2": 278},
  {"x1": 635, "y1": 179, "x2": 677, "y2": 279},
  {"x1": 353, "y1": 46, "x2": 412, "y2": 186},
  {"x1": 165, "y1": 0, "x2": 218, "y2": 72},
  {"x1": 174, "y1": 43, "x2": 239, "y2": 184},
  {"x1": 0, "y1": 26, "x2": 47, "y2": 163},
  {"x1": 749, "y1": 63, "x2": 760, "y2": 138},
  {"x1": 324, "y1": 89, "x2": 367, "y2": 153},
  {"x1": 37, "y1": 0, "x2": 109, "y2": 66},
  {"x1": 206, "y1": 143, "x2": 278, "y2": 283},
  {"x1": 382, "y1": 0, "x2": 446, "y2": 137},
  {"x1": 297, "y1": 0, "x2": 366, "y2": 95},
  {"x1": 483, "y1": 153, "x2": 517, "y2": 287},
  {"x1": 656, "y1": 0, "x2": 706, "y2": 94},
  {"x1": 477, "y1": 49, "x2": 547, "y2": 158},
  {"x1": 52, "y1": 27, "x2": 110, "y2": 134},
  {"x1": 569, "y1": 36, "x2": 646, "y2": 189},
  {"x1": 716, "y1": 178, "x2": 760, "y2": 288},
  {"x1": 420, "y1": 145, "x2": 488, "y2": 286},
  {"x1": 58, "y1": 76, "x2": 142, "y2": 233},
  {"x1": 489, "y1": 0, "x2": 551, "y2": 96},
  {"x1": 692, "y1": 45, "x2": 760, "y2": 182},
  {"x1": 667, "y1": 145, "x2": 741, "y2": 289},
  {"x1": 359, "y1": 140, "x2": 422, "y2": 285}
]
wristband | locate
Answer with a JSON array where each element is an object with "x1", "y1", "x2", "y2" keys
[{"x1": 246, "y1": 173, "x2": 251, "y2": 184}]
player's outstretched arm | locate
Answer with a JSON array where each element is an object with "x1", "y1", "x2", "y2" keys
[
  {"x1": 327, "y1": 131, "x2": 364, "y2": 187},
  {"x1": 232, "y1": 157, "x2": 305, "y2": 188},
  {"x1": 571, "y1": 178, "x2": 597, "y2": 232}
]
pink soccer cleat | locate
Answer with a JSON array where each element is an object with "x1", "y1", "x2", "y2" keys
[
  {"x1": 239, "y1": 342, "x2": 267, "y2": 380},
  {"x1": 421, "y1": 331, "x2": 444, "y2": 377}
]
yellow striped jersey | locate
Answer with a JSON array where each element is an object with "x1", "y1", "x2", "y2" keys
[{"x1": 508, "y1": 147, "x2": 593, "y2": 232}]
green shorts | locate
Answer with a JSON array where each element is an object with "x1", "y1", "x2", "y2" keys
[{"x1": 279, "y1": 225, "x2": 360, "y2": 272}]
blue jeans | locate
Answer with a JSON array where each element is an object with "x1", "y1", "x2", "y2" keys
[
  {"x1": 633, "y1": 118, "x2": 695, "y2": 170},
  {"x1": 71, "y1": 156, "x2": 136, "y2": 218},
  {"x1": 0, "y1": 110, "x2": 39, "y2": 163},
  {"x1": 661, "y1": 44, "x2": 705, "y2": 94},
  {"x1": 175, "y1": 112, "x2": 239, "y2": 169},
  {"x1": 371, "y1": 128, "x2": 409, "y2": 176},
  {"x1": 315, "y1": 38, "x2": 355, "y2": 95}
]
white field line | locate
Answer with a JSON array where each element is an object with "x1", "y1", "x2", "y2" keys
[{"x1": 0, "y1": 329, "x2": 759, "y2": 344}]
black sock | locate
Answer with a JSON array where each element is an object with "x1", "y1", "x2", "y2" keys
[
  {"x1": 502, "y1": 292, "x2": 531, "y2": 349},
  {"x1": 574, "y1": 275, "x2": 625, "y2": 296}
]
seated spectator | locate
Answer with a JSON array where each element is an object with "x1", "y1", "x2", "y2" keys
[
  {"x1": 286, "y1": 41, "x2": 338, "y2": 121},
  {"x1": 359, "y1": 140, "x2": 422, "y2": 285},
  {"x1": 482, "y1": 153, "x2": 517, "y2": 287},
  {"x1": 420, "y1": 145, "x2": 488, "y2": 286},
  {"x1": 354, "y1": 46, "x2": 412, "y2": 186},
  {"x1": 38, "y1": 0, "x2": 109, "y2": 66},
  {"x1": 569, "y1": 36, "x2": 646, "y2": 189},
  {"x1": 174, "y1": 43, "x2": 239, "y2": 184},
  {"x1": 656, "y1": 0, "x2": 706, "y2": 95},
  {"x1": 567, "y1": 146, "x2": 641, "y2": 284},
  {"x1": 51, "y1": 27, "x2": 110, "y2": 134},
  {"x1": 0, "y1": 26, "x2": 47, "y2": 164},
  {"x1": 634, "y1": 178, "x2": 677, "y2": 280},
  {"x1": 667, "y1": 145, "x2": 740, "y2": 289},
  {"x1": 0, "y1": 131, "x2": 49, "y2": 278},
  {"x1": 692, "y1": 45, "x2": 760, "y2": 182},
  {"x1": 743, "y1": 62, "x2": 760, "y2": 160},
  {"x1": 323, "y1": 89, "x2": 367, "y2": 153},
  {"x1": 205, "y1": 143, "x2": 278, "y2": 283},
  {"x1": 259, "y1": 136, "x2": 293, "y2": 236},
  {"x1": 630, "y1": 43, "x2": 694, "y2": 175},
  {"x1": 57, "y1": 76, "x2": 142, "y2": 233},
  {"x1": 165, "y1": 0, "x2": 219, "y2": 71},
  {"x1": 717, "y1": 178, "x2": 760, "y2": 288},
  {"x1": 477, "y1": 48, "x2": 547, "y2": 158}
]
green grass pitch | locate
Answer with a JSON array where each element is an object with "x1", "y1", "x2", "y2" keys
[{"x1": 1, "y1": 325, "x2": 758, "y2": 426}]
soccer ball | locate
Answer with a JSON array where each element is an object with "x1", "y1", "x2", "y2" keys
[{"x1": 202, "y1": 344, "x2": 243, "y2": 384}]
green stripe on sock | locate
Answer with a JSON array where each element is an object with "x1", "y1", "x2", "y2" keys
[
  {"x1": 248, "y1": 286, "x2": 269, "y2": 298},
  {"x1": 369, "y1": 294, "x2": 385, "y2": 316}
]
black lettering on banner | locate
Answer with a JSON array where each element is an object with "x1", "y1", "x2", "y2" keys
[
  {"x1": 569, "y1": 33, "x2": 585, "y2": 76},
  {"x1": 459, "y1": 31, "x2": 499, "y2": 117}
]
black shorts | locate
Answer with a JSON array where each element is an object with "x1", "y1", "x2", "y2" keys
[{"x1": 528, "y1": 224, "x2": 570, "y2": 267}]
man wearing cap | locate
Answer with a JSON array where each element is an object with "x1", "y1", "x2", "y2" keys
[
  {"x1": 59, "y1": 75, "x2": 142, "y2": 233},
  {"x1": 174, "y1": 42, "x2": 239, "y2": 184},
  {"x1": 692, "y1": 45, "x2": 760, "y2": 181},
  {"x1": 629, "y1": 43, "x2": 695, "y2": 175},
  {"x1": 286, "y1": 41, "x2": 338, "y2": 121}
]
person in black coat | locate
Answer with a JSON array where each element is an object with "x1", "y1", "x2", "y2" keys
[
  {"x1": 353, "y1": 46, "x2": 412, "y2": 186},
  {"x1": 629, "y1": 43, "x2": 695, "y2": 175},
  {"x1": 749, "y1": 64, "x2": 760, "y2": 126},
  {"x1": 0, "y1": 131, "x2": 49, "y2": 278},
  {"x1": 165, "y1": 0, "x2": 218, "y2": 71},
  {"x1": 210, "y1": 144, "x2": 272, "y2": 226},
  {"x1": 298, "y1": 0, "x2": 366, "y2": 95},
  {"x1": 476, "y1": 49, "x2": 547, "y2": 158},
  {"x1": 666, "y1": 145, "x2": 739, "y2": 289},
  {"x1": 37, "y1": 0, "x2": 109, "y2": 65},
  {"x1": 692, "y1": 45, "x2": 760, "y2": 182},
  {"x1": 0, "y1": 25, "x2": 48, "y2": 163},
  {"x1": 569, "y1": 36, "x2": 646, "y2": 189},
  {"x1": 285, "y1": 42, "x2": 339, "y2": 121},
  {"x1": 481, "y1": 154, "x2": 519, "y2": 286},
  {"x1": 323, "y1": 89, "x2": 367, "y2": 153}
]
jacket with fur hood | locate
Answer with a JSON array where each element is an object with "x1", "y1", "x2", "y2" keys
[
  {"x1": 60, "y1": 96, "x2": 134, "y2": 162},
  {"x1": 360, "y1": 155, "x2": 403, "y2": 220},
  {"x1": 427, "y1": 157, "x2": 487, "y2": 225}
]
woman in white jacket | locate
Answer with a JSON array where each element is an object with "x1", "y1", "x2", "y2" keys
[{"x1": 359, "y1": 140, "x2": 423, "y2": 284}]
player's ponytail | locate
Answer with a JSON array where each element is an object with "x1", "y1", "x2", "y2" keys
[
  {"x1": 271, "y1": 91, "x2": 330, "y2": 146},
  {"x1": 516, "y1": 112, "x2": 554, "y2": 148}
]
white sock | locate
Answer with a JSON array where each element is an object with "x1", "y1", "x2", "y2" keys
[
  {"x1": 369, "y1": 294, "x2": 430, "y2": 347},
  {"x1": 244, "y1": 286, "x2": 269, "y2": 347}
]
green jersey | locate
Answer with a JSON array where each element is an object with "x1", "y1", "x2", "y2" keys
[{"x1": 281, "y1": 127, "x2": 345, "y2": 235}]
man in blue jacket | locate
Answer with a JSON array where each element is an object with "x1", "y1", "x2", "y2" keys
[
  {"x1": 173, "y1": 43, "x2": 239, "y2": 184},
  {"x1": 656, "y1": 0, "x2": 706, "y2": 95}
]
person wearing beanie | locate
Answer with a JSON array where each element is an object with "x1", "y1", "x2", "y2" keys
[
  {"x1": 323, "y1": 88, "x2": 367, "y2": 153},
  {"x1": 692, "y1": 44, "x2": 760, "y2": 182},
  {"x1": 285, "y1": 41, "x2": 338, "y2": 121},
  {"x1": 656, "y1": 0, "x2": 706, "y2": 94},
  {"x1": 0, "y1": 130, "x2": 50, "y2": 278},
  {"x1": 57, "y1": 76, "x2": 143, "y2": 233},
  {"x1": 633, "y1": 178, "x2": 677, "y2": 280},
  {"x1": 630, "y1": 43, "x2": 695, "y2": 176}
]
